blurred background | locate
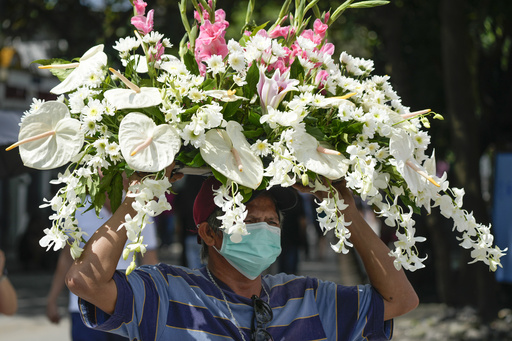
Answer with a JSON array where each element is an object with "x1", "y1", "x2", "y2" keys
[{"x1": 1, "y1": 0, "x2": 512, "y2": 340}]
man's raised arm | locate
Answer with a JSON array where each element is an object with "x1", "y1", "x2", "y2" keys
[
  {"x1": 295, "y1": 180, "x2": 419, "y2": 321},
  {"x1": 334, "y1": 181, "x2": 419, "y2": 320},
  {"x1": 65, "y1": 193, "x2": 135, "y2": 315}
]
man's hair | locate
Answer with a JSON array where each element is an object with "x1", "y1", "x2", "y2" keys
[{"x1": 199, "y1": 194, "x2": 284, "y2": 264}]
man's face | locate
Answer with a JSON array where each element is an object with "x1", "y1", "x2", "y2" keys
[{"x1": 244, "y1": 194, "x2": 280, "y2": 227}]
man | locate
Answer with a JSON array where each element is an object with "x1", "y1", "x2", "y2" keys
[{"x1": 66, "y1": 166, "x2": 418, "y2": 340}]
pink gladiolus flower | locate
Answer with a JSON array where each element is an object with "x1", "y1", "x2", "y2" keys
[
  {"x1": 320, "y1": 43, "x2": 335, "y2": 56},
  {"x1": 315, "y1": 70, "x2": 329, "y2": 88},
  {"x1": 195, "y1": 18, "x2": 229, "y2": 75},
  {"x1": 131, "y1": 9, "x2": 154, "y2": 35},
  {"x1": 257, "y1": 67, "x2": 299, "y2": 114},
  {"x1": 133, "y1": 0, "x2": 147, "y2": 16},
  {"x1": 313, "y1": 19, "x2": 328, "y2": 38},
  {"x1": 269, "y1": 25, "x2": 290, "y2": 39},
  {"x1": 324, "y1": 12, "x2": 330, "y2": 23},
  {"x1": 300, "y1": 29, "x2": 322, "y2": 45},
  {"x1": 149, "y1": 42, "x2": 165, "y2": 62}
]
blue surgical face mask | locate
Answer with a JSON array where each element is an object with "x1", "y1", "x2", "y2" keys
[{"x1": 214, "y1": 222, "x2": 282, "y2": 280}]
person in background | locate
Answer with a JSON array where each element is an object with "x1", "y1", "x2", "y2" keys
[
  {"x1": 0, "y1": 248, "x2": 18, "y2": 315},
  {"x1": 45, "y1": 196, "x2": 159, "y2": 341}
]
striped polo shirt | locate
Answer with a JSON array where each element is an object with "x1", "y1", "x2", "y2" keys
[{"x1": 80, "y1": 264, "x2": 392, "y2": 340}]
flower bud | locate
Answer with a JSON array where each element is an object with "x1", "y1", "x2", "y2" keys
[{"x1": 302, "y1": 173, "x2": 309, "y2": 186}]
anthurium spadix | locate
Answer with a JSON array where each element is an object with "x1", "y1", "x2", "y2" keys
[
  {"x1": 40, "y1": 44, "x2": 107, "y2": 95},
  {"x1": 200, "y1": 121, "x2": 263, "y2": 189},
  {"x1": 6, "y1": 101, "x2": 84, "y2": 170},
  {"x1": 118, "y1": 112, "x2": 181, "y2": 172},
  {"x1": 104, "y1": 68, "x2": 162, "y2": 110},
  {"x1": 290, "y1": 129, "x2": 349, "y2": 180}
]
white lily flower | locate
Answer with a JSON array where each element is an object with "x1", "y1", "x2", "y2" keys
[
  {"x1": 6, "y1": 101, "x2": 84, "y2": 170},
  {"x1": 200, "y1": 121, "x2": 263, "y2": 189},
  {"x1": 119, "y1": 112, "x2": 181, "y2": 172},
  {"x1": 41, "y1": 44, "x2": 108, "y2": 95}
]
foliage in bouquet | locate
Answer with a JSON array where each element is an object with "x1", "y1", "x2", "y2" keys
[{"x1": 8, "y1": 0, "x2": 506, "y2": 274}]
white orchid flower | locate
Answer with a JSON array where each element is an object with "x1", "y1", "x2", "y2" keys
[
  {"x1": 40, "y1": 44, "x2": 108, "y2": 95},
  {"x1": 6, "y1": 101, "x2": 84, "y2": 170},
  {"x1": 104, "y1": 68, "x2": 162, "y2": 110},
  {"x1": 119, "y1": 112, "x2": 181, "y2": 172},
  {"x1": 200, "y1": 121, "x2": 263, "y2": 189},
  {"x1": 290, "y1": 128, "x2": 349, "y2": 180}
]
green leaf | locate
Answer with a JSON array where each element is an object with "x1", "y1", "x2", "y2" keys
[
  {"x1": 109, "y1": 173, "x2": 124, "y2": 213},
  {"x1": 176, "y1": 148, "x2": 206, "y2": 167},
  {"x1": 201, "y1": 78, "x2": 216, "y2": 91},
  {"x1": 92, "y1": 191, "x2": 107, "y2": 216},
  {"x1": 244, "y1": 63, "x2": 260, "y2": 99},
  {"x1": 248, "y1": 111, "x2": 262, "y2": 125},
  {"x1": 211, "y1": 168, "x2": 228, "y2": 185},
  {"x1": 33, "y1": 58, "x2": 74, "y2": 81},
  {"x1": 223, "y1": 100, "x2": 242, "y2": 121},
  {"x1": 349, "y1": 0, "x2": 390, "y2": 9},
  {"x1": 183, "y1": 50, "x2": 200, "y2": 76},
  {"x1": 344, "y1": 122, "x2": 365, "y2": 134},
  {"x1": 305, "y1": 125, "x2": 325, "y2": 140},
  {"x1": 242, "y1": 127, "x2": 265, "y2": 139},
  {"x1": 143, "y1": 106, "x2": 166, "y2": 124},
  {"x1": 289, "y1": 57, "x2": 305, "y2": 82},
  {"x1": 400, "y1": 195, "x2": 422, "y2": 214}
]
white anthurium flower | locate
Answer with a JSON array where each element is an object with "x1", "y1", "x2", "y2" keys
[
  {"x1": 6, "y1": 101, "x2": 84, "y2": 170},
  {"x1": 41, "y1": 44, "x2": 108, "y2": 95},
  {"x1": 203, "y1": 90, "x2": 248, "y2": 102},
  {"x1": 290, "y1": 129, "x2": 348, "y2": 180},
  {"x1": 104, "y1": 68, "x2": 162, "y2": 110},
  {"x1": 311, "y1": 93, "x2": 357, "y2": 108},
  {"x1": 200, "y1": 121, "x2": 263, "y2": 189},
  {"x1": 119, "y1": 112, "x2": 181, "y2": 172}
]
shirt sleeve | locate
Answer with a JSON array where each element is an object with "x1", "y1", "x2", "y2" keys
[
  {"x1": 315, "y1": 281, "x2": 393, "y2": 341},
  {"x1": 79, "y1": 266, "x2": 169, "y2": 340}
]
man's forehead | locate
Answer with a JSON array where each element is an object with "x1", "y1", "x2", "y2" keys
[{"x1": 246, "y1": 194, "x2": 278, "y2": 214}]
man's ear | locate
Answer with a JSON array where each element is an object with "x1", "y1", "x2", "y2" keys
[{"x1": 198, "y1": 222, "x2": 217, "y2": 246}]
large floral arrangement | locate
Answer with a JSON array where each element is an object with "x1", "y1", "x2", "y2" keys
[{"x1": 7, "y1": 0, "x2": 505, "y2": 273}]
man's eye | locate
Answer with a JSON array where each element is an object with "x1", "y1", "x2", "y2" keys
[{"x1": 268, "y1": 220, "x2": 279, "y2": 226}]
